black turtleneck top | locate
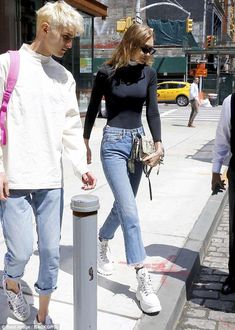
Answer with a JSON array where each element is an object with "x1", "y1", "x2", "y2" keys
[{"x1": 83, "y1": 63, "x2": 161, "y2": 142}]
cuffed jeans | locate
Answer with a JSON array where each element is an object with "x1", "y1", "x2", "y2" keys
[
  {"x1": 1, "y1": 188, "x2": 64, "y2": 295},
  {"x1": 99, "y1": 125, "x2": 147, "y2": 265}
]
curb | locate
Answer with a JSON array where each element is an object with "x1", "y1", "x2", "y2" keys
[{"x1": 134, "y1": 188, "x2": 228, "y2": 330}]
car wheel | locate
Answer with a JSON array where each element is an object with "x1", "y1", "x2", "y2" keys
[{"x1": 176, "y1": 95, "x2": 189, "y2": 106}]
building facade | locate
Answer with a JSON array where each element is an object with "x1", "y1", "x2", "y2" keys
[
  {"x1": 146, "y1": 0, "x2": 234, "y2": 45},
  {"x1": 93, "y1": 0, "x2": 147, "y2": 70},
  {"x1": 93, "y1": 0, "x2": 235, "y2": 102},
  {"x1": 0, "y1": 0, "x2": 107, "y2": 112}
]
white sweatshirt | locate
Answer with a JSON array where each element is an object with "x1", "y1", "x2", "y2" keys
[
  {"x1": 212, "y1": 95, "x2": 231, "y2": 173},
  {"x1": 0, "y1": 44, "x2": 88, "y2": 189},
  {"x1": 189, "y1": 82, "x2": 199, "y2": 101}
]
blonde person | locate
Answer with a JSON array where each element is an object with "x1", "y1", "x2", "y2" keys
[
  {"x1": 0, "y1": 1, "x2": 96, "y2": 328},
  {"x1": 84, "y1": 24, "x2": 163, "y2": 314}
]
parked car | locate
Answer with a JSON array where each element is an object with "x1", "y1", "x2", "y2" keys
[{"x1": 156, "y1": 81, "x2": 191, "y2": 106}]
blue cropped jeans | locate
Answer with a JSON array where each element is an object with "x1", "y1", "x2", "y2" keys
[
  {"x1": 1, "y1": 188, "x2": 64, "y2": 295},
  {"x1": 99, "y1": 125, "x2": 147, "y2": 265}
]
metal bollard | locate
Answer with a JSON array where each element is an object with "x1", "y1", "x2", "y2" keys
[{"x1": 71, "y1": 194, "x2": 100, "y2": 330}]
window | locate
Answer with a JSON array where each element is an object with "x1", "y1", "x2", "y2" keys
[
  {"x1": 168, "y1": 84, "x2": 179, "y2": 89},
  {"x1": 158, "y1": 83, "x2": 168, "y2": 89},
  {"x1": 177, "y1": 83, "x2": 185, "y2": 88},
  {"x1": 17, "y1": 0, "x2": 43, "y2": 46},
  {"x1": 61, "y1": 14, "x2": 94, "y2": 114},
  {"x1": 79, "y1": 15, "x2": 93, "y2": 113}
]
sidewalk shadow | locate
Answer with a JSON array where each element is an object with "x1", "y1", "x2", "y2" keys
[
  {"x1": 145, "y1": 243, "x2": 201, "y2": 298},
  {"x1": 185, "y1": 139, "x2": 230, "y2": 166},
  {"x1": 172, "y1": 124, "x2": 190, "y2": 127},
  {"x1": 145, "y1": 243, "x2": 235, "y2": 313},
  {"x1": 145, "y1": 244, "x2": 200, "y2": 286},
  {"x1": 187, "y1": 266, "x2": 235, "y2": 313},
  {"x1": 0, "y1": 270, "x2": 37, "y2": 326},
  {"x1": 59, "y1": 245, "x2": 136, "y2": 300},
  {"x1": 60, "y1": 243, "x2": 235, "y2": 315},
  {"x1": 185, "y1": 139, "x2": 214, "y2": 163},
  {"x1": 97, "y1": 275, "x2": 136, "y2": 300}
]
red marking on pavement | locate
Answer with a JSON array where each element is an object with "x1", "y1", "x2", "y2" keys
[{"x1": 118, "y1": 255, "x2": 189, "y2": 281}]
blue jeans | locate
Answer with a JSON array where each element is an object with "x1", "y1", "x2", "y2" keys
[
  {"x1": 99, "y1": 126, "x2": 147, "y2": 265},
  {"x1": 1, "y1": 189, "x2": 64, "y2": 295}
]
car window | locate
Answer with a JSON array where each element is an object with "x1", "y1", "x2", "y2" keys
[
  {"x1": 168, "y1": 84, "x2": 179, "y2": 89},
  {"x1": 177, "y1": 83, "x2": 185, "y2": 88},
  {"x1": 157, "y1": 83, "x2": 168, "y2": 89}
]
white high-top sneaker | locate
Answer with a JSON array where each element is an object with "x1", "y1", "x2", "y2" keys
[
  {"x1": 97, "y1": 239, "x2": 114, "y2": 276},
  {"x1": 136, "y1": 267, "x2": 162, "y2": 314}
]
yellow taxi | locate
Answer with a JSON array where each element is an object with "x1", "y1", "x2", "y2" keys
[{"x1": 156, "y1": 81, "x2": 191, "y2": 106}]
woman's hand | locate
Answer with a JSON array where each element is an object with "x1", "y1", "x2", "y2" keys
[
  {"x1": 143, "y1": 142, "x2": 164, "y2": 168},
  {"x1": 84, "y1": 138, "x2": 92, "y2": 164},
  {"x1": 82, "y1": 172, "x2": 97, "y2": 190}
]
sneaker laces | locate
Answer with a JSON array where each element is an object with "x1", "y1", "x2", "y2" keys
[
  {"x1": 7, "y1": 289, "x2": 28, "y2": 316},
  {"x1": 99, "y1": 240, "x2": 110, "y2": 263},
  {"x1": 138, "y1": 272, "x2": 154, "y2": 296}
]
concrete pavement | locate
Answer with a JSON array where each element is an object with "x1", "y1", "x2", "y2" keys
[{"x1": 0, "y1": 104, "x2": 227, "y2": 330}]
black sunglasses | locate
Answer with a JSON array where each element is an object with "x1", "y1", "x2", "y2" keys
[{"x1": 140, "y1": 45, "x2": 156, "y2": 55}]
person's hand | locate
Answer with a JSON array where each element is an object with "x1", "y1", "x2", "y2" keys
[
  {"x1": 143, "y1": 142, "x2": 164, "y2": 168},
  {"x1": 196, "y1": 98, "x2": 201, "y2": 106},
  {"x1": 0, "y1": 172, "x2": 9, "y2": 200},
  {"x1": 211, "y1": 172, "x2": 226, "y2": 195},
  {"x1": 84, "y1": 138, "x2": 92, "y2": 164},
  {"x1": 82, "y1": 172, "x2": 97, "y2": 190}
]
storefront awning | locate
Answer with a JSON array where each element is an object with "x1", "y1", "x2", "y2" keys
[
  {"x1": 153, "y1": 57, "x2": 186, "y2": 74},
  {"x1": 66, "y1": 0, "x2": 108, "y2": 18}
]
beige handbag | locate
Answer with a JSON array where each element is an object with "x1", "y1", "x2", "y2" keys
[{"x1": 128, "y1": 134, "x2": 164, "y2": 200}]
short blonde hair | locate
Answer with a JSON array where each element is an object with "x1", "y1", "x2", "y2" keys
[
  {"x1": 36, "y1": 1, "x2": 84, "y2": 36},
  {"x1": 107, "y1": 24, "x2": 154, "y2": 69}
]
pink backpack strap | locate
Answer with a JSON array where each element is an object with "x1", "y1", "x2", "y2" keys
[{"x1": 0, "y1": 50, "x2": 20, "y2": 145}]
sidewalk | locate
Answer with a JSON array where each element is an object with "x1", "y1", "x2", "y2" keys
[
  {"x1": 0, "y1": 107, "x2": 227, "y2": 330},
  {"x1": 176, "y1": 201, "x2": 234, "y2": 330}
]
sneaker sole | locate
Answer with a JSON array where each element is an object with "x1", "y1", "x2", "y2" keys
[
  {"x1": 97, "y1": 268, "x2": 113, "y2": 276},
  {"x1": 136, "y1": 292, "x2": 162, "y2": 314}
]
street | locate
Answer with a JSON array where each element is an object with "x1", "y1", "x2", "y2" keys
[{"x1": 0, "y1": 104, "x2": 223, "y2": 330}]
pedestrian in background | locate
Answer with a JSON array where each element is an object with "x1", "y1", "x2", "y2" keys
[
  {"x1": 84, "y1": 23, "x2": 163, "y2": 315},
  {"x1": 188, "y1": 77, "x2": 200, "y2": 127},
  {"x1": 0, "y1": 1, "x2": 96, "y2": 327},
  {"x1": 211, "y1": 93, "x2": 235, "y2": 295}
]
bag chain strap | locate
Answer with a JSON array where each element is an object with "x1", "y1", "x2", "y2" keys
[{"x1": 143, "y1": 164, "x2": 153, "y2": 200}]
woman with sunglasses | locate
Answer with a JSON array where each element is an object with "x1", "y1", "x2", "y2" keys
[{"x1": 83, "y1": 23, "x2": 163, "y2": 314}]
